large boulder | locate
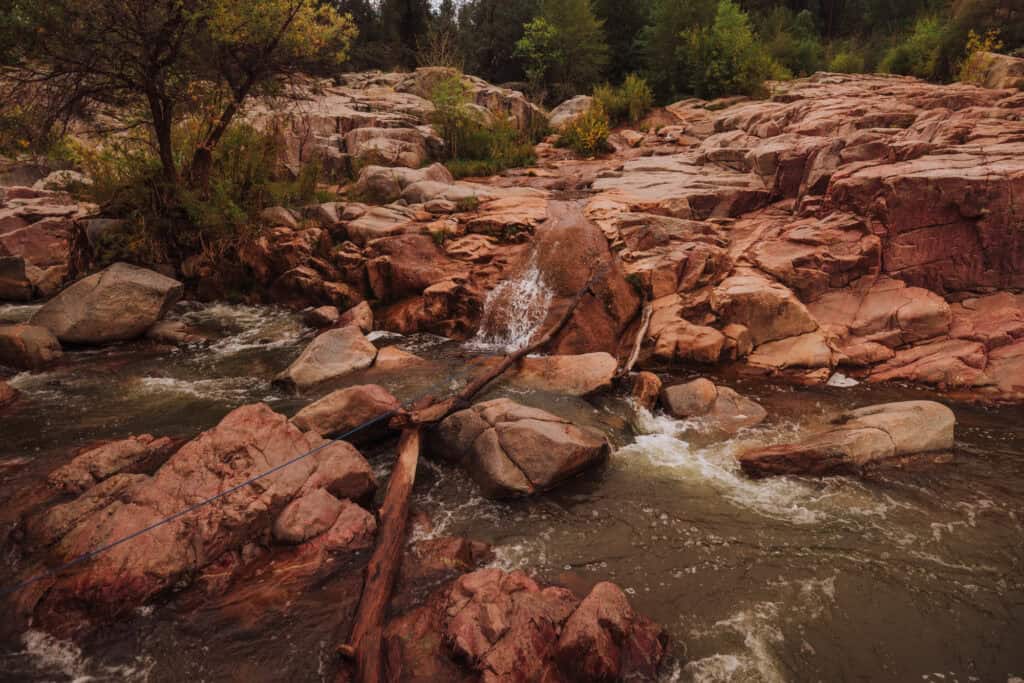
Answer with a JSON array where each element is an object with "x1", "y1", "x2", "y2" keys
[
  {"x1": 0, "y1": 323, "x2": 63, "y2": 369},
  {"x1": 30, "y1": 263, "x2": 183, "y2": 344},
  {"x1": 274, "y1": 325, "x2": 378, "y2": 390},
  {"x1": 531, "y1": 202, "x2": 642, "y2": 357},
  {"x1": 962, "y1": 51, "x2": 1024, "y2": 90},
  {"x1": 25, "y1": 404, "x2": 377, "y2": 619},
  {"x1": 549, "y1": 95, "x2": 594, "y2": 130},
  {"x1": 711, "y1": 271, "x2": 818, "y2": 346},
  {"x1": 660, "y1": 378, "x2": 767, "y2": 434},
  {"x1": 384, "y1": 568, "x2": 665, "y2": 683},
  {"x1": 353, "y1": 163, "x2": 454, "y2": 205},
  {"x1": 431, "y1": 398, "x2": 610, "y2": 498},
  {"x1": 290, "y1": 384, "x2": 401, "y2": 439},
  {"x1": 740, "y1": 401, "x2": 955, "y2": 477},
  {"x1": 344, "y1": 126, "x2": 432, "y2": 169}
]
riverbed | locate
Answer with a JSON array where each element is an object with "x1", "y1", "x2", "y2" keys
[{"x1": 1, "y1": 302, "x2": 1022, "y2": 682}]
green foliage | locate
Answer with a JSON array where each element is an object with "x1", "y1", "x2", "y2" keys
[
  {"x1": 557, "y1": 103, "x2": 611, "y2": 156},
  {"x1": 958, "y1": 28, "x2": 1004, "y2": 83},
  {"x1": 880, "y1": 15, "x2": 945, "y2": 79},
  {"x1": 77, "y1": 123, "x2": 319, "y2": 263},
  {"x1": 758, "y1": 7, "x2": 825, "y2": 76},
  {"x1": 516, "y1": 0, "x2": 610, "y2": 103},
  {"x1": 636, "y1": 0, "x2": 717, "y2": 101},
  {"x1": 427, "y1": 74, "x2": 537, "y2": 178},
  {"x1": 516, "y1": 17, "x2": 563, "y2": 99},
  {"x1": 829, "y1": 47, "x2": 867, "y2": 73},
  {"x1": 680, "y1": 0, "x2": 780, "y2": 99},
  {"x1": 592, "y1": 74, "x2": 654, "y2": 125}
]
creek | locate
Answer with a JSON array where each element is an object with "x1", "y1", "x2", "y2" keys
[{"x1": 0, "y1": 302, "x2": 1022, "y2": 682}]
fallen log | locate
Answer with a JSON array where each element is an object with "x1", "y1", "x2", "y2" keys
[
  {"x1": 618, "y1": 299, "x2": 653, "y2": 378},
  {"x1": 341, "y1": 264, "x2": 608, "y2": 683},
  {"x1": 342, "y1": 428, "x2": 420, "y2": 683}
]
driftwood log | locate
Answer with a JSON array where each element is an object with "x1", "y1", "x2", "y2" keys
[{"x1": 340, "y1": 264, "x2": 608, "y2": 683}]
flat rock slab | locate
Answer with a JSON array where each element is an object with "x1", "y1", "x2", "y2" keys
[
  {"x1": 740, "y1": 400, "x2": 955, "y2": 477},
  {"x1": 275, "y1": 325, "x2": 378, "y2": 390}
]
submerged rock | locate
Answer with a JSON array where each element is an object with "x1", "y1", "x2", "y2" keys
[
  {"x1": 740, "y1": 400, "x2": 955, "y2": 477},
  {"x1": 384, "y1": 568, "x2": 666, "y2": 682},
  {"x1": 431, "y1": 398, "x2": 610, "y2": 498},
  {"x1": 660, "y1": 378, "x2": 767, "y2": 433},
  {"x1": 0, "y1": 379, "x2": 17, "y2": 409},
  {"x1": 30, "y1": 262, "x2": 183, "y2": 344},
  {"x1": 0, "y1": 323, "x2": 63, "y2": 369},
  {"x1": 274, "y1": 325, "x2": 378, "y2": 390}
]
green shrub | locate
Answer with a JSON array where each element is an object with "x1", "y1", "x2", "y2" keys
[
  {"x1": 428, "y1": 73, "x2": 537, "y2": 177},
  {"x1": 592, "y1": 74, "x2": 653, "y2": 125},
  {"x1": 880, "y1": 16, "x2": 945, "y2": 80},
  {"x1": 77, "y1": 122, "x2": 320, "y2": 263},
  {"x1": 829, "y1": 49, "x2": 866, "y2": 73},
  {"x1": 557, "y1": 103, "x2": 611, "y2": 156},
  {"x1": 758, "y1": 7, "x2": 825, "y2": 77},
  {"x1": 680, "y1": 0, "x2": 780, "y2": 99},
  {"x1": 958, "y1": 28, "x2": 1004, "y2": 84}
]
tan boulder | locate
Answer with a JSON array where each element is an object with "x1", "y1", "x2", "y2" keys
[
  {"x1": 338, "y1": 300, "x2": 374, "y2": 333},
  {"x1": 30, "y1": 263, "x2": 183, "y2": 345},
  {"x1": 290, "y1": 384, "x2": 401, "y2": 439},
  {"x1": 711, "y1": 271, "x2": 818, "y2": 346},
  {"x1": 509, "y1": 353, "x2": 617, "y2": 396},
  {"x1": 431, "y1": 399, "x2": 610, "y2": 498},
  {"x1": 629, "y1": 371, "x2": 662, "y2": 410},
  {"x1": 740, "y1": 401, "x2": 955, "y2": 477},
  {"x1": 652, "y1": 320, "x2": 725, "y2": 363},
  {"x1": 275, "y1": 326, "x2": 378, "y2": 390},
  {"x1": 273, "y1": 488, "x2": 345, "y2": 544},
  {"x1": 0, "y1": 323, "x2": 63, "y2": 369},
  {"x1": 660, "y1": 378, "x2": 767, "y2": 433},
  {"x1": 747, "y1": 331, "x2": 834, "y2": 370}
]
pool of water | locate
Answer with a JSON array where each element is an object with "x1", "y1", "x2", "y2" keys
[{"x1": 1, "y1": 302, "x2": 1022, "y2": 682}]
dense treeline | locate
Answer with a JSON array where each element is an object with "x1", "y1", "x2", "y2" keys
[{"x1": 324, "y1": 0, "x2": 1023, "y2": 102}]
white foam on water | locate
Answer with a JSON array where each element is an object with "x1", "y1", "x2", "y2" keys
[
  {"x1": 180, "y1": 303, "x2": 305, "y2": 355},
  {"x1": 20, "y1": 630, "x2": 154, "y2": 682},
  {"x1": 619, "y1": 408, "x2": 908, "y2": 527},
  {"x1": 135, "y1": 376, "x2": 264, "y2": 402},
  {"x1": 685, "y1": 574, "x2": 838, "y2": 683},
  {"x1": 468, "y1": 256, "x2": 553, "y2": 353},
  {"x1": 826, "y1": 372, "x2": 860, "y2": 388}
]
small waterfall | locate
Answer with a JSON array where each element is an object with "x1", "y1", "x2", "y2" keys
[{"x1": 469, "y1": 256, "x2": 553, "y2": 353}]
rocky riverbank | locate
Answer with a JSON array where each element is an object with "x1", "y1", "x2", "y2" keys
[{"x1": 2, "y1": 66, "x2": 1024, "y2": 682}]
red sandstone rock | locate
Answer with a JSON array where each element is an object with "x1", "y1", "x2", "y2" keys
[
  {"x1": 290, "y1": 384, "x2": 401, "y2": 439},
  {"x1": 47, "y1": 435, "x2": 177, "y2": 495}
]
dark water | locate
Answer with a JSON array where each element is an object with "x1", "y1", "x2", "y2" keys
[{"x1": 1, "y1": 303, "x2": 1022, "y2": 682}]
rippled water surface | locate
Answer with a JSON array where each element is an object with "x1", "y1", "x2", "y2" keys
[{"x1": 1, "y1": 302, "x2": 1022, "y2": 682}]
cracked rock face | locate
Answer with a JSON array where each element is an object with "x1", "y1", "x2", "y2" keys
[
  {"x1": 431, "y1": 398, "x2": 610, "y2": 498},
  {"x1": 739, "y1": 400, "x2": 956, "y2": 477}
]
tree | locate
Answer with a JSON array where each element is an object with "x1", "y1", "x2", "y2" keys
[
  {"x1": 515, "y1": 17, "x2": 563, "y2": 99},
  {"x1": 637, "y1": 0, "x2": 716, "y2": 101},
  {"x1": 593, "y1": 0, "x2": 652, "y2": 83},
  {"x1": 12, "y1": 0, "x2": 356, "y2": 189},
  {"x1": 681, "y1": 0, "x2": 777, "y2": 98},
  {"x1": 458, "y1": 0, "x2": 539, "y2": 84},
  {"x1": 380, "y1": 0, "x2": 432, "y2": 69},
  {"x1": 536, "y1": 0, "x2": 610, "y2": 101}
]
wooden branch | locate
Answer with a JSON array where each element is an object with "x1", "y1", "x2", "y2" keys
[
  {"x1": 343, "y1": 428, "x2": 421, "y2": 683},
  {"x1": 618, "y1": 300, "x2": 653, "y2": 378},
  {"x1": 341, "y1": 264, "x2": 609, "y2": 682}
]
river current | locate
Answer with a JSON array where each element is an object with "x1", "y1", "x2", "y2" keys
[{"x1": 1, "y1": 302, "x2": 1022, "y2": 682}]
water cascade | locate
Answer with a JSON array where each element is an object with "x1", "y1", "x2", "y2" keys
[{"x1": 468, "y1": 255, "x2": 553, "y2": 353}]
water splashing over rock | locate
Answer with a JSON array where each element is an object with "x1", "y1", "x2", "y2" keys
[{"x1": 469, "y1": 255, "x2": 553, "y2": 353}]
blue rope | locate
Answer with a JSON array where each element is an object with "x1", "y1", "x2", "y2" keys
[{"x1": 0, "y1": 410, "x2": 398, "y2": 599}]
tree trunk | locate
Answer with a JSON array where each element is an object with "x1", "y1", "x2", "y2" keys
[{"x1": 344, "y1": 428, "x2": 421, "y2": 683}]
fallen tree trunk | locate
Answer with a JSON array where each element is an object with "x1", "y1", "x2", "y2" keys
[
  {"x1": 619, "y1": 300, "x2": 653, "y2": 378},
  {"x1": 342, "y1": 428, "x2": 420, "y2": 683},
  {"x1": 341, "y1": 264, "x2": 608, "y2": 683}
]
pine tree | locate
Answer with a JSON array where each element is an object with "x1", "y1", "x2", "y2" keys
[{"x1": 536, "y1": 0, "x2": 610, "y2": 101}]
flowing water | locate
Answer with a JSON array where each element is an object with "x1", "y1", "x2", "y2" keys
[
  {"x1": 1, "y1": 302, "x2": 1023, "y2": 682},
  {"x1": 468, "y1": 254, "x2": 553, "y2": 353}
]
